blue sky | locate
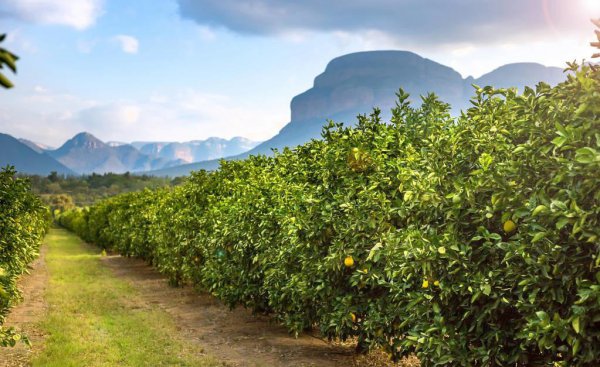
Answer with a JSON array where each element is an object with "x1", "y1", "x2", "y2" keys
[{"x1": 1, "y1": 0, "x2": 598, "y2": 147}]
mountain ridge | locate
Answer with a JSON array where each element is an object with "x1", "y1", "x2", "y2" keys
[
  {"x1": 3, "y1": 132, "x2": 261, "y2": 175},
  {"x1": 0, "y1": 133, "x2": 75, "y2": 175},
  {"x1": 46, "y1": 132, "x2": 186, "y2": 175}
]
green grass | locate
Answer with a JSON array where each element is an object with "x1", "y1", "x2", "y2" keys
[{"x1": 32, "y1": 228, "x2": 221, "y2": 367}]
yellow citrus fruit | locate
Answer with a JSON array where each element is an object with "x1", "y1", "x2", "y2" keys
[
  {"x1": 503, "y1": 219, "x2": 517, "y2": 233},
  {"x1": 434, "y1": 280, "x2": 440, "y2": 287},
  {"x1": 422, "y1": 280, "x2": 429, "y2": 288},
  {"x1": 350, "y1": 312, "x2": 357, "y2": 323},
  {"x1": 344, "y1": 256, "x2": 354, "y2": 268},
  {"x1": 352, "y1": 147, "x2": 360, "y2": 153}
]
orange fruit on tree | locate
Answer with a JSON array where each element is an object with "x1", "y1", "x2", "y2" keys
[
  {"x1": 503, "y1": 219, "x2": 517, "y2": 233},
  {"x1": 344, "y1": 255, "x2": 354, "y2": 268}
]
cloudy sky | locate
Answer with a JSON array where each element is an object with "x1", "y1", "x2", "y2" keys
[{"x1": 1, "y1": 0, "x2": 598, "y2": 146}]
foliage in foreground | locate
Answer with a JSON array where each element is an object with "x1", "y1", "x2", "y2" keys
[
  {"x1": 59, "y1": 63, "x2": 600, "y2": 366},
  {"x1": 0, "y1": 167, "x2": 50, "y2": 346},
  {"x1": 0, "y1": 34, "x2": 18, "y2": 89}
]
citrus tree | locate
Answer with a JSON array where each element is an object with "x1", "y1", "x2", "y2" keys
[{"x1": 0, "y1": 167, "x2": 50, "y2": 346}]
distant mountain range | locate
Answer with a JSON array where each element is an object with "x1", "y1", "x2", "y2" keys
[
  {"x1": 132, "y1": 137, "x2": 259, "y2": 163},
  {"x1": 148, "y1": 50, "x2": 567, "y2": 176},
  {"x1": 0, "y1": 132, "x2": 260, "y2": 175},
  {"x1": 0, "y1": 133, "x2": 74, "y2": 175}
]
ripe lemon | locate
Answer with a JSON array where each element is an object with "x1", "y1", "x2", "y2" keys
[
  {"x1": 503, "y1": 220, "x2": 517, "y2": 233},
  {"x1": 433, "y1": 280, "x2": 440, "y2": 287},
  {"x1": 350, "y1": 312, "x2": 357, "y2": 323},
  {"x1": 422, "y1": 280, "x2": 429, "y2": 288},
  {"x1": 344, "y1": 256, "x2": 354, "y2": 268}
]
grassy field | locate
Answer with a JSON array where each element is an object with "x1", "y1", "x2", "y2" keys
[{"x1": 32, "y1": 228, "x2": 221, "y2": 367}]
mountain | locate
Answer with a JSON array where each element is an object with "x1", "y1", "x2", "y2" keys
[
  {"x1": 13, "y1": 132, "x2": 260, "y2": 175},
  {"x1": 0, "y1": 133, "x2": 75, "y2": 175},
  {"x1": 18, "y1": 138, "x2": 55, "y2": 153},
  {"x1": 148, "y1": 51, "x2": 566, "y2": 177},
  {"x1": 471, "y1": 62, "x2": 565, "y2": 91},
  {"x1": 47, "y1": 132, "x2": 183, "y2": 175},
  {"x1": 132, "y1": 137, "x2": 260, "y2": 164}
]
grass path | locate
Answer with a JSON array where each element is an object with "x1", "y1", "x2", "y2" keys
[{"x1": 31, "y1": 228, "x2": 220, "y2": 367}]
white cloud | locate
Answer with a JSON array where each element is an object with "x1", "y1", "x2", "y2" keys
[
  {"x1": 78, "y1": 104, "x2": 141, "y2": 128},
  {"x1": 113, "y1": 35, "x2": 139, "y2": 54},
  {"x1": 0, "y1": 0, "x2": 104, "y2": 30}
]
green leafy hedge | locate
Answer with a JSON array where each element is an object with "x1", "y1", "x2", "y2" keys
[
  {"x1": 0, "y1": 167, "x2": 50, "y2": 346},
  {"x1": 58, "y1": 63, "x2": 600, "y2": 366}
]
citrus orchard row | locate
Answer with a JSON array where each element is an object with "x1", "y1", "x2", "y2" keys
[
  {"x1": 58, "y1": 63, "x2": 599, "y2": 366},
  {"x1": 0, "y1": 167, "x2": 50, "y2": 346}
]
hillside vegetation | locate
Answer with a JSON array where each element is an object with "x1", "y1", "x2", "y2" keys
[{"x1": 58, "y1": 62, "x2": 599, "y2": 366}]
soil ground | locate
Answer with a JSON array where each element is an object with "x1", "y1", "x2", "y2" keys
[
  {"x1": 0, "y1": 245, "x2": 49, "y2": 367},
  {"x1": 102, "y1": 254, "x2": 354, "y2": 367}
]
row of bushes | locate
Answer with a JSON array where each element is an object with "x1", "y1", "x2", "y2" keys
[
  {"x1": 58, "y1": 63, "x2": 599, "y2": 366},
  {"x1": 0, "y1": 167, "x2": 50, "y2": 346}
]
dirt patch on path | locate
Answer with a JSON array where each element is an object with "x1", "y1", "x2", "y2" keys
[
  {"x1": 0, "y1": 245, "x2": 49, "y2": 367},
  {"x1": 102, "y1": 254, "x2": 362, "y2": 367}
]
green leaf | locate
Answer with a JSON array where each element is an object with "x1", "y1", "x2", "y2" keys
[
  {"x1": 366, "y1": 242, "x2": 383, "y2": 261},
  {"x1": 481, "y1": 284, "x2": 491, "y2": 296},
  {"x1": 536, "y1": 311, "x2": 549, "y2": 322},
  {"x1": 0, "y1": 51, "x2": 17, "y2": 73},
  {"x1": 512, "y1": 146, "x2": 525, "y2": 154},
  {"x1": 531, "y1": 232, "x2": 546, "y2": 243},
  {"x1": 572, "y1": 316, "x2": 581, "y2": 334},
  {"x1": 575, "y1": 147, "x2": 599, "y2": 164},
  {"x1": 532, "y1": 205, "x2": 548, "y2": 217},
  {"x1": 555, "y1": 122, "x2": 568, "y2": 137},
  {"x1": 556, "y1": 217, "x2": 570, "y2": 230},
  {"x1": 0, "y1": 72, "x2": 13, "y2": 88},
  {"x1": 551, "y1": 136, "x2": 567, "y2": 147},
  {"x1": 573, "y1": 339, "x2": 581, "y2": 355},
  {"x1": 575, "y1": 103, "x2": 588, "y2": 116}
]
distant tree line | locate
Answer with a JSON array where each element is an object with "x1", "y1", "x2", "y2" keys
[{"x1": 25, "y1": 172, "x2": 180, "y2": 211}]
